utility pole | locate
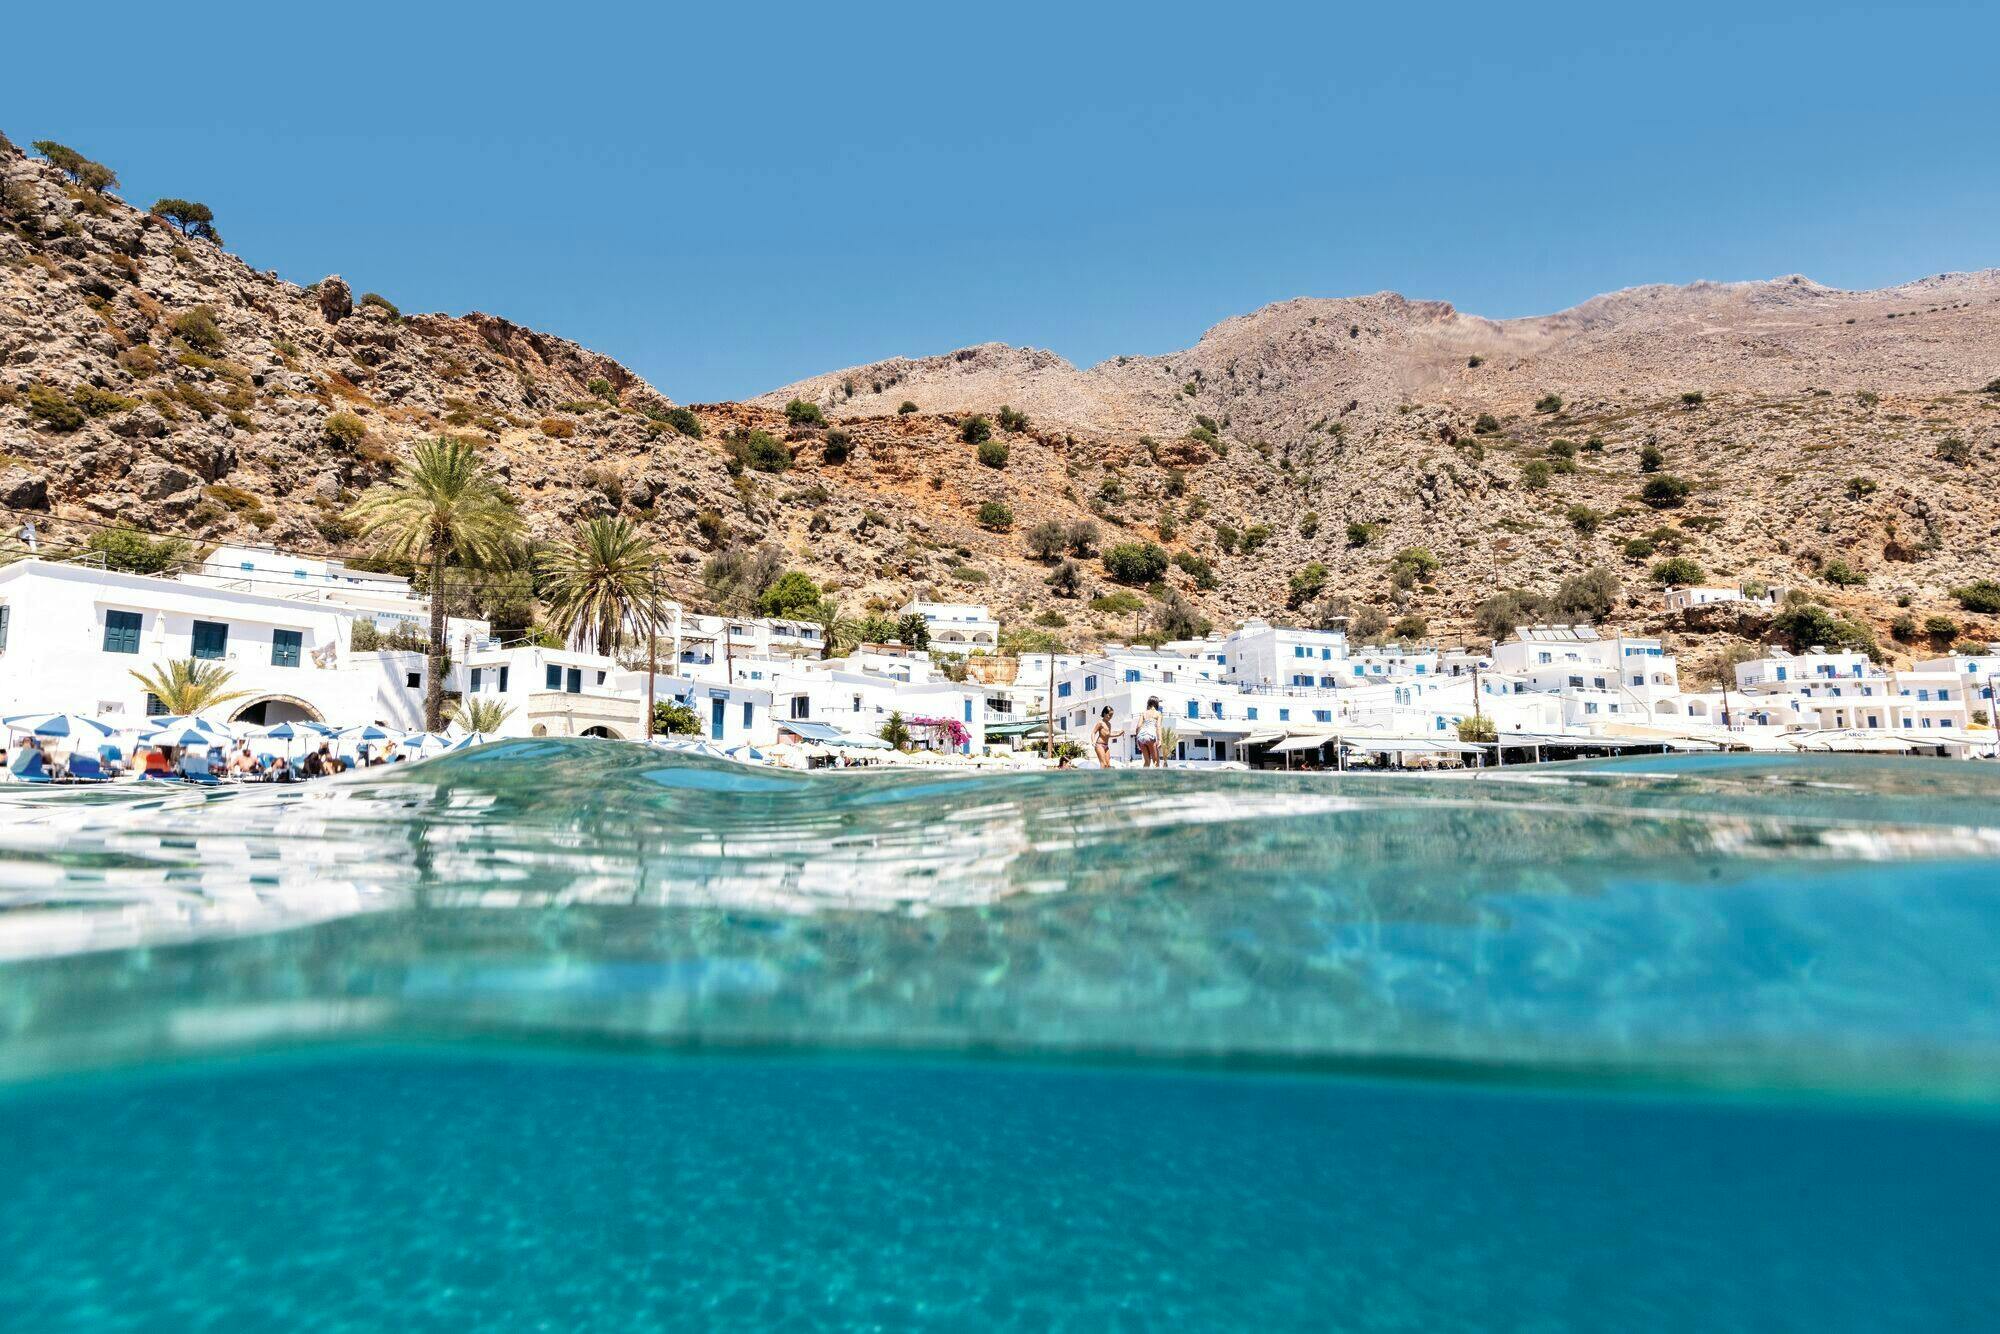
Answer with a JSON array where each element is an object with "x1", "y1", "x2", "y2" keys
[
  {"x1": 1472, "y1": 658, "x2": 1493, "y2": 769},
  {"x1": 1045, "y1": 651, "x2": 1056, "y2": 763},
  {"x1": 645, "y1": 561, "x2": 660, "y2": 741}
]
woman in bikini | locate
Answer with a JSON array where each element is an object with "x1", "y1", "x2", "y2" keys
[
  {"x1": 1134, "y1": 697, "x2": 1165, "y2": 768},
  {"x1": 1089, "y1": 706, "x2": 1124, "y2": 768}
]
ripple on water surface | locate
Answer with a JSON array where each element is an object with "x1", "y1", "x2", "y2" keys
[{"x1": 0, "y1": 743, "x2": 1996, "y2": 1098}]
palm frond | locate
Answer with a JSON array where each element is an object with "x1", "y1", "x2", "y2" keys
[
  {"x1": 538, "y1": 517, "x2": 660, "y2": 655},
  {"x1": 347, "y1": 436, "x2": 524, "y2": 568},
  {"x1": 128, "y1": 658, "x2": 252, "y2": 715},
  {"x1": 449, "y1": 697, "x2": 514, "y2": 733}
]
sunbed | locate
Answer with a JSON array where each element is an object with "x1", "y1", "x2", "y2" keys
[
  {"x1": 63, "y1": 754, "x2": 111, "y2": 782},
  {"x1": 9, "y1": 753, "x2": 52, "y2": 784}
]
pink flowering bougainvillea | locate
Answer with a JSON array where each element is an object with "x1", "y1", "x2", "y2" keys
[{"x1": 909, "y1": 715, "x2": 970, "y2": 748}]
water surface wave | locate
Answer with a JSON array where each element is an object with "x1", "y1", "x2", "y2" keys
[{"x1": 2, "y1": 741, "x2": 1996, "y2": 1098}]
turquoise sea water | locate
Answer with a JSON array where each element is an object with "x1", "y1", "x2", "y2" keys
[{"x1": 1, "y1": 742, "x2": 1998, "y2": 1328}]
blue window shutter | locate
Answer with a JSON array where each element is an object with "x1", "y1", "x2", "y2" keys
[
  {"x1": 546, "y1": 664, "x2": 562, "y2": 689},
  {"x1": 191, "y1": 620, "x2": 228, "y2": 660},
  {"x1": 103, "y1": 610, "x2": 143, "y2": 654},
  {"x1": 271, "y1": 629, "x2": 303, "y2": 668}
]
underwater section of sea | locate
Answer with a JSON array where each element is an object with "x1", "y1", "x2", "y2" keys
[{"x1": 1, "y1": 741, "x2": 1997, "y2": 1331}]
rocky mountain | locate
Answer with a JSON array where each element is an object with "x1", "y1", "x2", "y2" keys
[
  {"x1": 4, "y1": 127, "x2": 1998, "y2": 677},
  {"x1": 759, "y1": 276, "x2": 2000, "y2": 668}
]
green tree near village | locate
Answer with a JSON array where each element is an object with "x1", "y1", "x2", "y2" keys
[
  {"x1": 538, "y1": 517, "x2": 660, "y2": 656},
  {"x1": 348, "y1": 437, "x2": 524, "y2": 730}
]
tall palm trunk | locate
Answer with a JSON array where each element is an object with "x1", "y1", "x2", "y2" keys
[{"x1": 426, "y1": 547, "x2": 448, "y2": 731}]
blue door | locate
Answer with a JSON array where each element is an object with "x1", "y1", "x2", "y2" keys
[{"x1": 710, "y1": 697, "x2": 725, "y2": 739}]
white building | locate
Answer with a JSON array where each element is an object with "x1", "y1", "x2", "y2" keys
[
  {"x1": 1177, "y1": 620, "x2": 1352, "y2": 689},
  {"x1": 188, "y1": 542, "x2": 490, "y2": 650},
  {"x1": 1488, "y1": 625, "x2": 1679, "y2": 726},
  {"x1": 1733, "y1": 647, "x2": 1871, "y2": 692},
  {"x1": 665, "y1": 609, "x2": 825, "y2": 673},
  {"x1": 899, "y1": 600, "x2": 999, "y2": 653},
  {"x1": 1663, "y1": 584, "x2": 1782, "y2": 613},
  {"x1": 0, "y1": 559, "x2": 377, "y2": 726},
  {"x1": 365, "y1": 644, "x2": 644, "y2": 738},
  {"x1": 1912, "y1": 646, "x2": 2000, "y2": 722},
  {"x1": 770, "y1": 665, "x2": 987, "y2": 753}
]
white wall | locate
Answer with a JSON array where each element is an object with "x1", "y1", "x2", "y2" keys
[{"x1": 0, "y1": 560, "x2": 375, "y2": 725}]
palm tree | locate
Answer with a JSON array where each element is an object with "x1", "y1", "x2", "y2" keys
[
  {"x1": 348, "y1": 437, "x2": 523, "y2": 730},
  {"x1": 449, "y1": 696, "x2": 514, "y2": 733},
  {"x1": 538, "y1": 517, "x2": 659, "y2": 656},
  {"x1": 130, "y1": 658, "x2": 250, "y2": 716}
]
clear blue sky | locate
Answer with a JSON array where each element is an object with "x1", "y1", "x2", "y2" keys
[{"x1": 8, "y1": 1, "x2": 1995, "y2": 402}]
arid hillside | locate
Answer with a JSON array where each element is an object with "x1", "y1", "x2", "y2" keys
[
  {"x1": 760, "y1": 271, "x2": 2000, "y2": 666},
  {"x1": 4, "y1": 128, "x2": 1998, "y2": 674}
]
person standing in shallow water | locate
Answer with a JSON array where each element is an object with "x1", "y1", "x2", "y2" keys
[
  {"x1": 1090, "y1": 706, "x2": 1124, "y2": 769},
  {"x1": 1134, "y1": 696, "x2": 1165, "y2": 768}
]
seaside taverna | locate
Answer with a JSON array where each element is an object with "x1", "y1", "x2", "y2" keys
[{"x1": 0, "y1": 540, "x2": 1993, "y2": 780}]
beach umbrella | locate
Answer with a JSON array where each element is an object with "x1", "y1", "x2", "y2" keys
[
  {"x1": 656, "y1": 737, "x2": 732, "y2": 760},
  {"x1": 256, "y1": 721, "x2": 314, "y2": 741},
  {"x1": 3, "y1": 712, "x2": 119, "y2": 740},
  {"x1": 338, "y1": 724, "x2": 399, "y2": 742},
  {"x1": 141, "y1": 724, "x2": 223, "y2": 749},
  {"x1": 333, "y1": 724, "x2": 397, "y2": 758},
  {"x1": 447, "y1": 732, "x2": 494, "y2": 751},
  {"x1": 400, "y1": 732, "x2": 452, "y2": 753},
  {"x1": 145, "y1": 714, "x2": 236, "y2": 741},
  {"x1": 723, "y1": 742, "x2": 771, "y2": 764}
]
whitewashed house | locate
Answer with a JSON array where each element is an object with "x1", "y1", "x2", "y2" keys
[
  {"x1": 1733, "y1": 648, "x2": 1872, "y2": 692},
  {"x1": 186, "y1": 542, "x2": 490, "y2": 650},
  {"x1": 1662, "y1": 584, "x2": 1781, "y2": 613},
  {"x1": 1212, "y1": 621, "x2": 1351, "y2": 688},
  {"x1": 899, "y1": 600, "x2": 999, "y2": 653},
  {"x1": 1912, "y1": 646, "x2": 2000, "y2": 722},
  {"x1": 665, "y1": 609, "x2": 824, "y2": 674},
  {"x1": 0, "y1": 558, "x2": 376, "y2": 726},
  {"x1": 390, "y1": 645, "x2": 645, "y2": 738},
  {"x1": 1488, "y1": 625, "x2": 1678, "y2": 727}
]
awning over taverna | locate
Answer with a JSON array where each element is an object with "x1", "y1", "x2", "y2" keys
[
  {"x1": 1781, "y1": 729, "x2": 1930, "y2": 753},
  {"x1": 983, "y1": 719, "x2": 1048, "y2": 739},
  {"x1": 779, "y1": 719, "x2": 893, "y2": 749},
  {"x1": 1347, "y1": 737, "x2": 1487, "y2": 756}
]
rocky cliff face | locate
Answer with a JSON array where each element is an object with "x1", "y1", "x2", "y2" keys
[{"x1": 4, "y1": 128, "x2": 1997, "y2": 668}]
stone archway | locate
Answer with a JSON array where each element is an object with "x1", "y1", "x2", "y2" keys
[
  {"x1": 580, "y1": 725, "x2": 622, "y2": 739},
  {"x1": 231, "y1": 695, "x2": 325, "y2": 727}
]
